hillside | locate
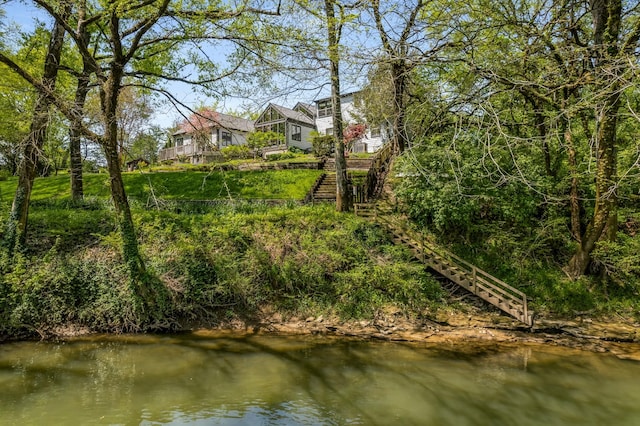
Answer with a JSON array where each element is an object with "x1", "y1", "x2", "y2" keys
[{"x1": 0, "y1": 169, "x2": 323, "y2": 204}]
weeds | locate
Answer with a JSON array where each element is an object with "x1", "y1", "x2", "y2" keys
[{"x1": 0, "y1": 204, "x2": 444, "y2": 338}]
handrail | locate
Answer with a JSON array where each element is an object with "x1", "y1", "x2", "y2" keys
[
  {"x1": 348, "y1": 144, "x2": 532, "y2": 326},
  {"x1": 373, "y1": 203, "x2": 531, "y2": 326},
  {"x1": 304, "y1": 173, "x2": 327, "y2": 204}
]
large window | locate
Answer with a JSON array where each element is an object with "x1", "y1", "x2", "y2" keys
[
  {"x1": 291, "y1": 124, "x2": 301, "y2": 141},
  {"x1": 370, "y1": 127, "x2": 381, "y2": 138},
  {"x1": 325, "y1": 127, "x2": 334, "y2": 136},
  {"x1": 317, "y1": 100, "x2": 332, "y2": 118},
  {"x1": 175, "y1": 137, "x2": 184, "y2": 147},
  {"x1": 221, "y1": 131, "x2": 232, "y2": 146}
]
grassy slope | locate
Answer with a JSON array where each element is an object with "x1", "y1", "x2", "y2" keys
[
  {"x1": 0, "y1": 169, "x2": 323, "y2": 203},
  {"x1": 0, "y1": 168, "x2": 448, "y2": 336},
  {"x1": 0, "y1": 204, "x2": 444, "y2": 335}
]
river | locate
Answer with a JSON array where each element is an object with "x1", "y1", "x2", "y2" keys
[{"x1": 1, "y1": 332, "x2": 639, "y2": 425}]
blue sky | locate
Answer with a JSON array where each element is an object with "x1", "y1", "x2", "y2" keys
[
  {"x1": 0, "y1": 1, "x2": 325, "y2": 128},
  {"x1": 0, "y1": 1, "x2": 377, "y2": 129}
]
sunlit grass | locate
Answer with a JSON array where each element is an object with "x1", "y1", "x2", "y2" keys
[{"x1": 0, "y1": 169, "x2": 323, "y2": 202}]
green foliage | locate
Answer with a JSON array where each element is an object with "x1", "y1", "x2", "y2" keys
[
  {"x1": 266, "y1": 151, "x2": 297, "y2": 161},
  {"x1": 0, "y1": 204, "x2": 447, "y2": 337},
  {"x1": 394, "y1": 133, "x2": 546, "y2": 243},
  {"x1": 3, "y1": 247, "x2": 138, "y2": 333},
  {"x1": 592, "y1": 228, "x2": 640, "y2": 292},
  {"x1": 221, "y1": 145, "x2": 251, "y2": 160},
  {"x1": 247, "y1": 130, "x2": 284, "y2": 150},
  {"x1": 310, "y1": 132, "x2": 335, "y2": 157}
]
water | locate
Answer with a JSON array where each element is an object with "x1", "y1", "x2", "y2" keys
[{"x1": 1, "y1": 333, "x2": 640, "y2": 425}]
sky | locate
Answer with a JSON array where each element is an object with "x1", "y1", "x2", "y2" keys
[{"x1": 0, "y1": 1, "x2": 344, "y2": 129}]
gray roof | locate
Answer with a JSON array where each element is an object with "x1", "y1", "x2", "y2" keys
[
  {"x1": 173, "y1": 110, "x2": 254, "y2": 135},
  {"x1": 294, "y1": 102, "x2": 317, "y2": 118},
  {"x1": 269, "y1": 103, "x2": 316, "y2": 126}
]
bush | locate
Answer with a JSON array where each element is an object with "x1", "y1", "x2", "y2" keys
[
  {"x1": 0, "y1": 203, "x2": 450, "y2": 339},
  {"x1": 311, "y1": 134, "x2": 334, "y2": 157},
  {"x1": 266, "y1": 152, "x2": 297, "y2": 161},
  {"x1": 221, "y1": 145, "x2": 251, "y2": 160}
]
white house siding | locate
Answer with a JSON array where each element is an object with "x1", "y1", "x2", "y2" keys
[
  {"x1": 314, "y1": 92, "x2": 387, "y2": 153},
  {"x1": 315, "y1": 116, "x2": 334, "y2": 137}
]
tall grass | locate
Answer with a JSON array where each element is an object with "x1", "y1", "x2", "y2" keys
[{"x1": 0, "y1": 204, "x2": 445, "y2": 338}]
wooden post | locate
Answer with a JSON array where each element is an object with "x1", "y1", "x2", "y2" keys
[{"x1": 472, "y1": 267, "x2": 477, "y2": 294}]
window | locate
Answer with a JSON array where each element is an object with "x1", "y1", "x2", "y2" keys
[
  {"x1": 176, "y1": 137, "x2": 184, "y2": 147},
  {"x1": 370, "y1": 127, "x2": 381, "y2": 138},
  {"x1": 317, "y1": 100, "x2": 332, "y2": 118},
  {"x1": 292, "y1": 124, "x2": 301, "y2": 141},
  {"x1": 325, "y1": 127, "x2": 333, "y2": 136},
  {"x1": 221, "y1": 131, "x2": 232, "y2": 146}
]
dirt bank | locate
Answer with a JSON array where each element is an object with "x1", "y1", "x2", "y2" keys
[
  {"x1": 5, "y1": 305, "x2": 639, "y2": 361},
  {"x1": 199, "y1": 306, "x2": 640, "y2": 361}
]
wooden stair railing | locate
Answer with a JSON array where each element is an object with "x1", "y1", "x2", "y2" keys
[{"x1": 357, "y1": 204, "x2": 534, "y2": 327}]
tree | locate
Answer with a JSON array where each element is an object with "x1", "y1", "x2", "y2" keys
[
  {"x1": 84, "y1": 85, "x2": 154, "y2": 164},
  {"x1": 127, "y1": 125, "x2": 163, "y2": 164},
  {"x1": 367, "y1": 0, "x2": 428, "y2": 154},
  {"x1": 2, "y1": 2, "x2": 69, "y2": 254},
  {"x1": 421, "y1": 0, "x2": 640, "y2": 278},
  {"x1": 565, "y1": 0, "x2": 630, "y2": 277},
  {"x1": 343, "y1": 122, "x2": 366, "y2": 152},
  {"x1": 247, "y1": 130, "x2": 284, "y2": 158},
  {"x1": 0, "y1": 0, "x2": 283, "y2": 291},
  {"x1": 323, "y1": 0, "x2": 351, "y2": 211}
]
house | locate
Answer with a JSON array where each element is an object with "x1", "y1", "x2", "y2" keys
[
  {"x1": 254, "y1": 103, "x2": 317, "y2": 151},
  {"x1": 158, "y1": 110, "x2": 254, "y2": 163},
  {"x1": 314, "y1": 92, "x2": 386, "y2": 153}
]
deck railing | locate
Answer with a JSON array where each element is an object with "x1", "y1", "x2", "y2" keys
[{"x1": 159, "y1": 144, "x2": 217, "y2": 161}]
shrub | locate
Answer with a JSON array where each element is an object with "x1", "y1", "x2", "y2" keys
[
  {"x1": 266, "y1": 152, "x2": 297, "y2": 161},
  {"x1": 311, "y1": 134, "x2": 334, "y2": 157},
  {"x1": 221, "y1": 145, "x2": 251, "y2": 160}
]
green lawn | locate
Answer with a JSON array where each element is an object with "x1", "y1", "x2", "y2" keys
[{"x1": 0, "y1": 169, "x2": 323, "y2": 203}]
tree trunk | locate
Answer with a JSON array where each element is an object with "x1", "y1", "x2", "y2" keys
[
  {"x1": 102, "y1": 68, "x2": 146, "y2": 281},
  {"x1": 564, "y1": 124, "x2": 582, "y2": 243},
  {"x1": 392, "y1": 62, "x2": 407, "y2": 153},
  {"x1": 70, "y1": 69, "x2": 90, "y2": 202},
  {"x1": 566, "y1": 0, "x2": 622, "y2": 277},
  {"x1": 324, "y1": 0, "x2": 351, "y2": 212},
  {"x1": 3, "y1": 10, "x2": 67, "y2": 253},
  {"x1": 567, "y1": 90, "x2": 620, "y2": 277},
  {"x1": 69, "y1": 15, "x2": 92, "y2": 202}
]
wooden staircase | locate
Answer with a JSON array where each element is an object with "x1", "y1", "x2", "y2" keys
[
  {"x1": 357, "y1": 204, "x2": 534, "y2": 327},
  {"x1": 309, "y1": 173, "x2": 337, "y2": 202}
]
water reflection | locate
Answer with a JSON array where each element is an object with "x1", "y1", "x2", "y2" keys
[{"x1": 1, "y1": 334, "x2": 639, "y2": 425}]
